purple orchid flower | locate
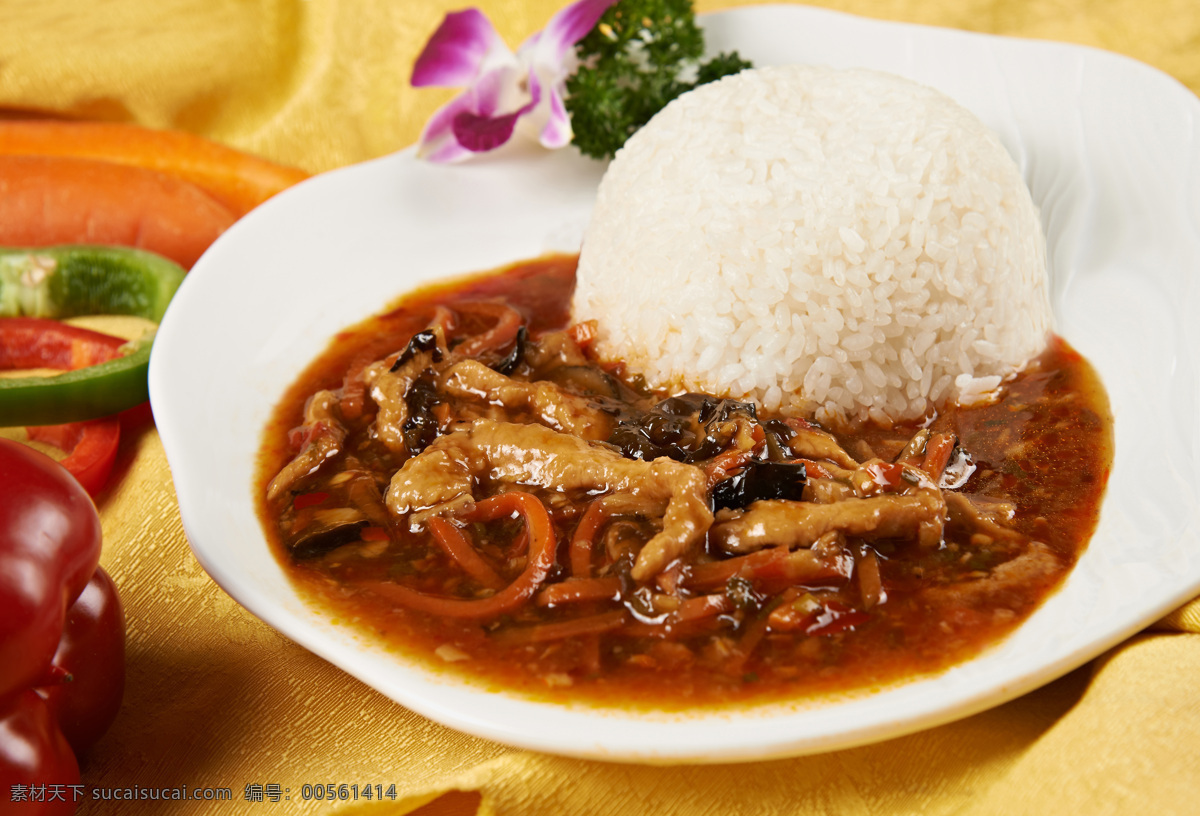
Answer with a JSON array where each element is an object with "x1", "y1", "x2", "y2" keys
[{"x1": 412, "y1": 0, "x2": 616, "y2": 162}]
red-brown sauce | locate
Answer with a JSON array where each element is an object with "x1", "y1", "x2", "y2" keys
[{"x1": 256, "y1": 255, "x2": 1113, "y2": 709}]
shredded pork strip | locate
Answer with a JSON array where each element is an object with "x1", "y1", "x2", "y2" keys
[
  {"x1": 266, "y1": 390, "x2": 345, "y2": 501},
  {"x1": 439, "y1": 359, "x2": 614, "y2": 440},
  {"x1": 709, "y1": 488, "x2": 947, "y2": 554},
  {"x1": 362, "y1": 338, "x2": 446, "y2": 455},
  {"x1": 386, "y1": 418, "x2": 712, "y2": 581},
  {"x1": 920, "y1": 541, "x2": 1061, "y2": 610},
  {"x1": 786, "y1": 424, "x2": 862, "y2": 470}
]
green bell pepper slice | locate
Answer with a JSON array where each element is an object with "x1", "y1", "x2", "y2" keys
[
  {"x1": 0, "y1": 246, "x2": 185, "y2": 426},
  {"x1": 0, "y1": 245, "x2": 185, "y2": 323}
]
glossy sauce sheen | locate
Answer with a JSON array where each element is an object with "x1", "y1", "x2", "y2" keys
[{"x1": 257, "y1": 256, "x2": 1113, "y2": 709}]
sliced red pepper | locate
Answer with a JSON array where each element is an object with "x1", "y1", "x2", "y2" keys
[
  {"x1": 0, "y1": 317, "x2": 154, "y2": 428},
  {"x1": 0, "y1": 318, "x2": 131, "y2": 495},
  {"x1": 26, "y1": 419, "x2": 120, "y2": 498},
  {"x1": 0, "y1": 317, "x2": 125, "y2": 370}
]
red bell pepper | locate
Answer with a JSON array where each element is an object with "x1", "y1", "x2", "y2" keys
[
  {"x1": 0, "y1": 317, "x2": 125, "y2": 371},
  {"x1": 25, "y1": 420, "x2": 121, "y2": 499},
  {"x1": 0, "y1": 318, "x2": 127, "y2": 495},
  {"x1": 0, "y1": 439, "x2": 126, "y2": 813}
]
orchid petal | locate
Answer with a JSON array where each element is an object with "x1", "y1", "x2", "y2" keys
[
  {"x1": 416, "y1": 92, "x2": 481, "y2": 162},
  {"x1": 453, "y1": 66, "x2": 541, "y2": 152},
  {"x1": 413, "y1": 0, "x2": 611, "y2": 161},
  {"x1": 534, "y1": 0, "x2": 617, "y2": 63},
  {"x1": 412, "y1": 8, "x2": 511, "y2": 88},
  {"x1": 538, "y1": 84, "x2": 574, "y2": 148},
  {"x1": 418, "y1": 66, "x2": 542, "y2": 162},
  {"x1": 451, "y1": 109, "x2": 525, "y2": 153},
  {"x1": 469, "y1": 65, "x2": 525, "y2": 118}
]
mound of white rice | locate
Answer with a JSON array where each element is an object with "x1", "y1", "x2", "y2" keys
[{"x1": 571, "y1": 64, "x2": 1052, "y2": 426}]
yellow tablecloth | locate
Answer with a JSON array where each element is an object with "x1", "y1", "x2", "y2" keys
[{"x1": 3, "y1": 1, "x2": 1199, "y2": 814}]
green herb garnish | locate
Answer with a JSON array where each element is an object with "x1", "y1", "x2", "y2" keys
[{"x1": 565, "y1": 0, "x2": 752, "y2": 159}]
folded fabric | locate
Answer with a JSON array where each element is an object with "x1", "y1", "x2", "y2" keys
[{"x1": 2, "y1": 0, "x2": 1197, "y2": 172}]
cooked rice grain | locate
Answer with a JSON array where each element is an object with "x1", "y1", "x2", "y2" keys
[{"x1": 571, "y1": 65, "x2": 1052, "y2": 426}]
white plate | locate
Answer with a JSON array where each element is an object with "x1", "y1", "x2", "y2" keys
[{"x1": 150, "y1": 4, "x2": 1200, "y2": 763}]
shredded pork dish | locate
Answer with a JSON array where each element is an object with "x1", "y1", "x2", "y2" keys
[{"x1": 258, "y1": 257, "x2": 1112, "y2": 707}]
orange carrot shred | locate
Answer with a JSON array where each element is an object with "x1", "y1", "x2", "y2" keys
[{"x1": 358, "y1": 492, "x2": 557, "y2": 620}]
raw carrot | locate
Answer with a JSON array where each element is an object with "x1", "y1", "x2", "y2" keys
[
  {"x1": 0, "y1": 155, "x2": 236, "y2": 269},
  {"x1": 0, "y1": 120, "x2": 309, "y2": 217}
]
